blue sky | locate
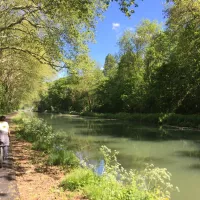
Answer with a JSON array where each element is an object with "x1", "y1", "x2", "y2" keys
[{"x1": 89, "y1": 0, "x2": 166, "y2": 67}]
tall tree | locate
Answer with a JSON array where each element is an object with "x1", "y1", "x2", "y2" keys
[
  {"x1": 0, "y1": 0, "x2": 144, "y2": 112},
  {"x1": 116, "y1": 20, "x2": 161, "y2": 112},
  {"x1": 164, "y1": 0, "x2": 200, "y2": 113},
  {"x1": 0, "y1": 51, "x2": 55, "y2": 113},
  {"x1": 0, "y1": 0, "x2": 143, "y2": 69},
  {"x1": 118, "y1": 20, "x2": 161, "y2": 55},
  {"x1": 103, "y1": 54, "x2": 117, "y2": 77}
]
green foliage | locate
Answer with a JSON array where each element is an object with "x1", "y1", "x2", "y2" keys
[
  {"x1": 61, "y1": 168, "x2": 98, "y2": 191},
  {"x1": 61, "y1": 146, "x2": 176, "y2": 200},
  {"x1": 17, "y1": 117, "x2": 53, "y2": 145},
  {"x1": 37, "y1": 1, "x2": 200, "y2": 116},
  {"x1": 48, "y1": 150, "x2": 79, "y2": 167},
  {"x1": 16, "y1": 116, "x2": 79, "y2": 167},
  {"x1": 38, "y1": 56, "x2": 105, "y2": 113},
  {"x1": 109, "y1": 0, "x2": 141, "y2": 17},
  {"x1": 81, "y1": 112, "x2": 200, "y2": 128},
  {"x1": 0, "y1": 56, "x2": 54, "y2": 113},
  {"x1": 118, "y1": 20, "x2": 161, "y2": 55},
  {"x1": 103, "y1": 54, "x2": 117, "y2": 77}
]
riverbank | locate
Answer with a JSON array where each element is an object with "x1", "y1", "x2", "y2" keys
[
  {"x1": 37, "y1": 111, "x2": 200, "y2": 129},
  {"x1": 79, "y1": 112, "x2": 200, "y2": 129},
  {"x1": 12, "y1": 114, "x2": 177, "y2": 200},
  {"x1": 10, "y1": 116, "x2": 85, "y2": 200}
]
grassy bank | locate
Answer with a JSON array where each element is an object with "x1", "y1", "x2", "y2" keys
[
  {"x1": 14, "y1": 115, "x2": 80, "y2": 168},
  {"x1": 80, "y1": 112, "x2": 200, "y2": 128},
  {"x1": 10, "y1": 117, "x2": 83, "y2": 199},
  {"x1": 14, "y1": 115, "x2": 177, "y2": 200}
]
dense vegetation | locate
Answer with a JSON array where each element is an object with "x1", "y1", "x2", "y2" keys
[
  {"x1": 16, "y1": 115, "x2": 177, "y2": 200},
  {"x1": 0, "y1": 0, "x2": 138, "y2": 113},
  {"x1": 15, "y1": 115, "x2": 80, "y2": 167},
  {"x1": 37, "y1": 0, "x2": 200, "y2": 116},
  {"x1": 2, "y1": 1, "x2": 197, "y2": 199},
  {"x1": 1, "y1": 0, "x2": 199, "y2": 117},
  {"x1": 62, "y1": 146, "x2": 175, "y2": 200}
]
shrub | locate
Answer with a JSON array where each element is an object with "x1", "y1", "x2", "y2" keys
[
  {"x1": 16, "y1": 117, "x2": 53, "y2": 145},
  {"x1": 16, "y1": 116, "x2": 79, "y2": 167},
  {"x1": 61, "y1": 146, "x2": 177, "y2": 200},
  {"x1": 61, "y1": 168, "x2": 98, "y2": 191},
  {"x1": 48, "y1": 150, "x2": 79, "y2": 167}
]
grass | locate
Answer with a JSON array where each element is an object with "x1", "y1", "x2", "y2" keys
[
  {"x1": 15, "y1": 116, "x2": 79, "y2": 168},
  {"x1": 14, "y1": 115, "x2": 178, "y2": 200},
  {"x1": 60, "y1": 146, "x2": 177, "y2": 200}
]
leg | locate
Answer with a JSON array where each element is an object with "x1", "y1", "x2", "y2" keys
[
  {"x1": 0, "y1": 147, "x2": 3, "y2": 166},
  {"x1": 4, "y1": 146, "x2": 9, "y2": 159}
]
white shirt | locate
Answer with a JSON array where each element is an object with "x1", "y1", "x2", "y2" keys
[{"x1": 0, "y1": 121, "x2": 9, "y2": 133}]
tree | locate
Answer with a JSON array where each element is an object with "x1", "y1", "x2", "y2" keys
[
  {"x1": 144, "y1": 32, "x2": 172, "y2": 84},
  {"x1": 72, "y1": 55, "x2": 105, "y2": 112},
  {"x1": 0, "y1": 0, "x2": 143, "y2": 69},
  {"x1": 38, "y1": 55, "x2": 105, "y2": 112},
  {"x1": 141, "y1": 0, "x2": 200, "y2": 113},
  {"x1": 115, "y1": 20, "x2": 161, "y2": 112},
  {"x1": 118, "y1": 20, "x2": 161, "y2": 55},
  {"x1": 164, "y1": 0, "x2": 200, "y2": 113},
  {"x1": 0, "y1": 0, "x2": 144, "y2": 112},
  {"x1": 0, "y1": 0, "x2": 101, "y2": 68},
  {"x1": 0, "y1": 50, "x2": 55, "y2": 113},
  {"x1": 103, "y1": 54, "x2": 117, "y2": 77}
]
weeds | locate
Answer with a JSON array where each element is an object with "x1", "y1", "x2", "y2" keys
[
  {"x1": 16, "y1": 116, "x2": 178, "y2": 199},
  {"x1": 16, "y1": 117, "x2": 79, "y2": 168},
  {"x1": 61, "y1": 146, "x2": 177, "y2": 200}
]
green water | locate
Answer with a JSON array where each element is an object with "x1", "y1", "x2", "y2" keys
[{"x1": 38, "y1": 113, "x2": 200, "y2": 200}]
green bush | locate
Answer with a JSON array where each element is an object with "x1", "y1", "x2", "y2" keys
[
  {"x1": 16, "y1": 116, "x2": 79, "y2": 167},
  {"x1": 61, "y1": 167, "x2": 98, "y2": 191},
  {"x1": 16, "y1": 117, "x2": 53, "y2": 144},
  {"x1": 61, "y1": 146, "x2": 177, "y2": 200},
  {"x1": 48, "y1": 150, "x2": 79, "y2": 167}
]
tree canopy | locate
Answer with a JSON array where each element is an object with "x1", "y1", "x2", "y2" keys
[
  {"x1": 0, "y1": 0, "x2": 143, "y2": 112},
  {"x1": 38, "y1": 0, "x2": 200, "y2": 114},
  {"x1": 2, "y1": 0, "x2": 200, "y2": 115}
]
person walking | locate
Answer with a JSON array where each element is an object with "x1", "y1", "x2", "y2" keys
[{"x1": 0, "y1": 116, "x2": 10, "y2": 159}]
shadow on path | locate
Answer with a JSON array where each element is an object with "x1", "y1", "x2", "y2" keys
[
  {"x1": 0, "y1": 113, "x2": 20, "y2": 200},
  {"x1": 0, "y1": 156, "x2": 20, "y2": 200}
]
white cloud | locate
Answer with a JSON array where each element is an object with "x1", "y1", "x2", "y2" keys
[{"x1": 112, "y1": 23, "x2": 120, "y2": 31}]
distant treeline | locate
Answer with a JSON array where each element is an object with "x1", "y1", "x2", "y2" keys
[{"x1": 37, "y1": 1, "x2": 200, "y2": 115}]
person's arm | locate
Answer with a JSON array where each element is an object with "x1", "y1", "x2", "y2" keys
[
  {"x1": 8, "y1": 128, "x2": 11, "y2": 137},
  {"x1": 6, "y1": 122, "x2": 11, "y2": 137}
]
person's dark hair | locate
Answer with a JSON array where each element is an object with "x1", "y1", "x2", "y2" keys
[{"x1": 0, "y1": 116, "x2": 6, "y2": 121}]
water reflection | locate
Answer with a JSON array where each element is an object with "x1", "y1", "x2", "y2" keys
[
  {"x1": 95, "y1": 160, "x2": 104, "y2": 175},
  {"x1": 38, "y1": 113, "x2": 200, "y2": 142},
  {"x1": 37, "y1": 113, "x2": 200, "y2": 200},
  {"x1": 76, "y1": 151, "x2": 105, "y2": 175}
]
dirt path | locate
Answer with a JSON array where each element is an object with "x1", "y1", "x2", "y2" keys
[
  {"x1": 11, "y1": 137, "x2": 68, "y2": 200},
  {"x1": 7, "y1": 114, "x2": 84, "y2": 200},
  {"x1": 0, "y1": 113, "x2": 19, "y2": 200},
  {"x1": 0, "y1": 150, "x2": 19, "y2": 200}
]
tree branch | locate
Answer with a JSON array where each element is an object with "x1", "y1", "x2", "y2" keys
[
  {"x1": 0, "y1": 46, "x2": 61, "y2": 69},
  {"x1": 0, "y1": 7, "x2": 40, "y2": 33},
  {"x1": 0, "y1": 16, "x2": 25, "y2": 32}
]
